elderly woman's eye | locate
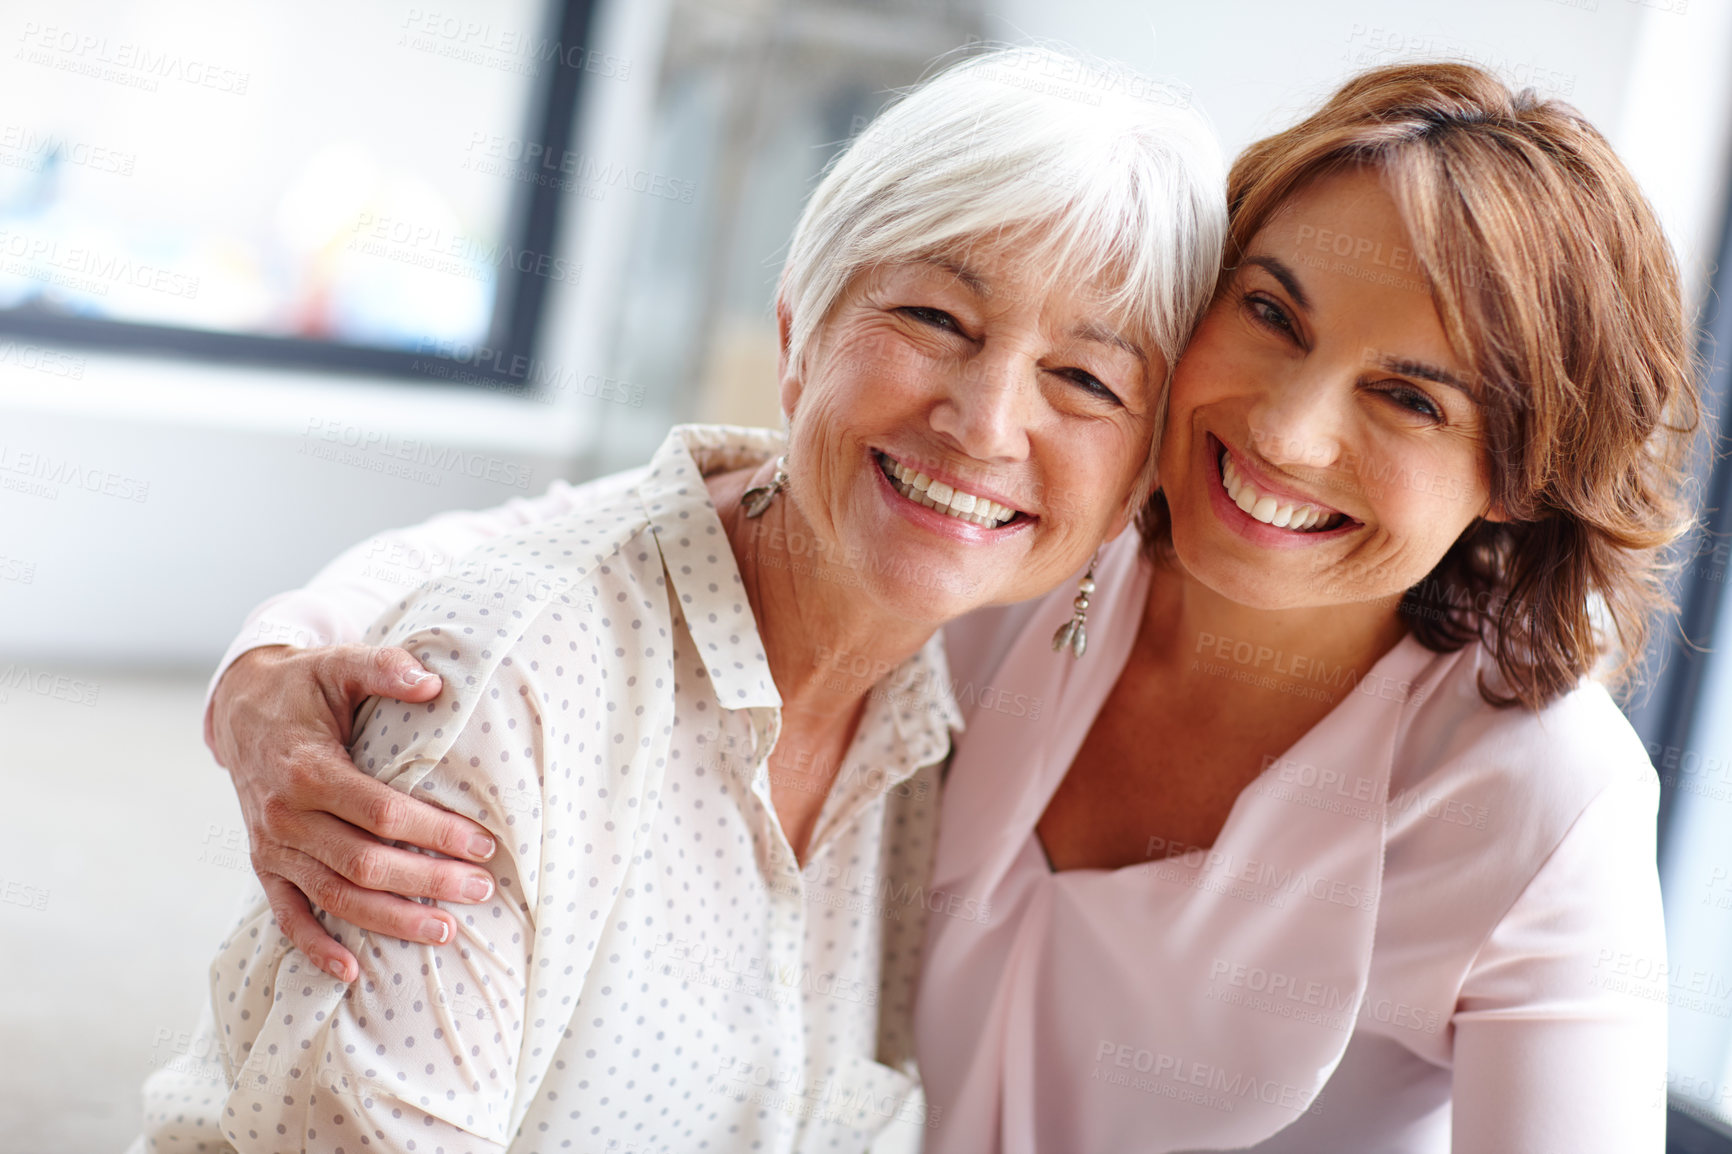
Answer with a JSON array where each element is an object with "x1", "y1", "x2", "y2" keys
[
  {"x1": 1055, "y1": 368, "x2": 1122, "y2": 405},
  {"x1": 900, "y1": 306, "x2": 964, "y2": 333}
]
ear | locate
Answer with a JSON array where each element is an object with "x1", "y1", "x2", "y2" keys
[{"x1": 775, "y1": 293, "x2": 800, "y2": 425}]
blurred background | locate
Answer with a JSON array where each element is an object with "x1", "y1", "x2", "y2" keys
[{"x1": 4, "y1": 0, "x2": 1732, "y2": 1150}]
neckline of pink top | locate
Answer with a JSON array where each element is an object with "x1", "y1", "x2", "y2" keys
[{"x1": 916, "y1": 529, "x2": 1440, "y2": 1154}]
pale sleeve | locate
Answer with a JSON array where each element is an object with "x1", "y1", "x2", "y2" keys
[
  {"x1": 200, "y1": 473, "x2": 607, "y2": 728},
  {"x1": 206, "y1": 569, "x2": 664, "y2": 1151},
  {"x1": 1449, "y1": 768, "x2": 1667, "y2": 1153}
]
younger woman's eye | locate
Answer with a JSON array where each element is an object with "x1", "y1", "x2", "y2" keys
[
  {"x1": 1381, "y1": 384, "x2": 1443, "y2": 422},
  {"x1": 1243, "y1": 292, "x2": 1297, "y2": 337}
]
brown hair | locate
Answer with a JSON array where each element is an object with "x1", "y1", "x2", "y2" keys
[{"x1": 1142, "y1": 62, "x2": 1702, "y2": 710}]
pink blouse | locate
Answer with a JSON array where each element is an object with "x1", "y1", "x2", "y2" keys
[{"x1": 916, "y1": 530, "x2": 1667, "y2": 1153}]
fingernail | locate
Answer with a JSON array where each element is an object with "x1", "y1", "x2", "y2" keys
[
  {"x1": 461, "y1": 876, "x2": 494, "y2": 902},
  {"x1": 467, "y1": 833, "x2": 497, "y2": 860},
  {"x1": 421, "y1": 917, "x2": 451, "y2": 944},
  {"x1": 324, "y1": 959, "x2": 350, "y2": 981},
  {"x1": 403, "y1": 669, "x2": 436, "y2": 687}
]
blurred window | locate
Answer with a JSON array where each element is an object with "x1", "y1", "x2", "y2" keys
[
  {"x1": 0, "y1": 0, "x2": 592, "y2": 383},
  {"x1": 1636, "y1": 169, "x2": 1732, "y2": 1143}
]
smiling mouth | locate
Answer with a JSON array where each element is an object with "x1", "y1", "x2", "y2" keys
[
  {"x1": 1218, "y1": 446, "x2": 1349, "y2": 533},
  {"x1": 875, "y1": 451, "x2": 1024, "y2": 529}
]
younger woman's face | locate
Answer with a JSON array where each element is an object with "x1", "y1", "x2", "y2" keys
[{"x1": 1159, "y1": 166, "x2": 1497, "y2": 612}]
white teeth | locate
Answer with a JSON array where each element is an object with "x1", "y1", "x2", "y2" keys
[
  {"x1": 1219, "y1": 448, "x2": 1339, "y2": 532},
  {"x1": 877, "y1": 452, "x2": 1018, "y2": 528}
]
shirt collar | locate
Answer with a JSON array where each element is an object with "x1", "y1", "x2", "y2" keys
[
  {"x1": 638, "y1": 424, "x2": 785, "y2": 712},
  {"x1": 638, "y1": 422, "x2": 964, "y2": 751}
]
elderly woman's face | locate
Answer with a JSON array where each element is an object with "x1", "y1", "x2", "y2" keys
[
  {"x1": 779, "y1": 242, "x2": 1159, "y2": 624},
  {"x1": 1158, "y1": 166, "x2": 1496, "y2": 612}
]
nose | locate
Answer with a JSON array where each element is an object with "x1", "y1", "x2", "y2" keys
[
  {"x1": 928, "y1": 345, "x2": 1037, "y2": 463},
  {"x1": 1245, "y1": 370, "x2": 1346, "y2": 472}
]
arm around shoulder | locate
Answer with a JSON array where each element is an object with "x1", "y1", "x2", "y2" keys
[{"x1": 206, "y1": 542, "x2": 673, "y2": 1149}]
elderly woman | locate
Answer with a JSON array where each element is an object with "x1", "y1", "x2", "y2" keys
[
  {"x1": 130, "y1": 47, "x2": 1224, "y2": 1154},
  {"x1": 172, "y1": 59, "x2": 1690, "y2": 1154},
  {"x1": 917, "y1": 62, "x2": 1694, "y2": 1152}
]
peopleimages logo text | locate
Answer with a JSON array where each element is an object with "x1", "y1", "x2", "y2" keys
[{"x1": 301, "y1": 419, "x2": 534, "y2": 489}]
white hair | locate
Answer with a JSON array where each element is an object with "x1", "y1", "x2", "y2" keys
[{"x1": 780, "y1": 44, "x2": 1227, "y2": 385}]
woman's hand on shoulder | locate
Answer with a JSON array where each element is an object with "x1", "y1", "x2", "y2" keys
[{"x1": 207, "y1": 644, "x2": 500, "y2": 982}]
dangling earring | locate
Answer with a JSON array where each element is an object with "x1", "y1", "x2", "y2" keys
[
  {"x1": 1051, "y1": 549, "x2": 1099, "y2": 660},
  {"x1": 742, "y1": 455, "x2": 790, "y2": 518}
]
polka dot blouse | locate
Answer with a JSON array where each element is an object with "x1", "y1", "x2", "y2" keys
[{"x1": 132, "y1": 426, "x2": 962, "y2": 1154}]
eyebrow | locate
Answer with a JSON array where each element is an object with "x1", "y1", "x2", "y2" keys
[
  {"x1": 1241, "y1": 256, "x2": 1312, "y2": 312},
  {"x1": 928, "y1": 257, "x2": 990, "y2": 297},
  {"x1": 1371, "y1": 354, "x2": 1475, "y2": 396},
  {"x1": 1072, "y1": 321, "x2": 1146, "y2": 360}
]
